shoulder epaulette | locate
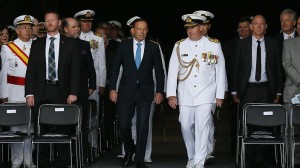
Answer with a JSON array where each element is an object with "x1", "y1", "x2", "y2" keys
[
  {"x1": 94, "y1": 32, "x2": 103, "y2": 38},
  {"x1": 3, "y1": 41, "x2": 13, "y2": 45},
  {"x1": 176, "y1": 38, "x2": 186, "y2": 44},
  {"x1": 149, "y1": 40, "x2": 160, "y2": 46},
  {"x1": 208, "y1": 37, "x2": 220, "y2": 43}
]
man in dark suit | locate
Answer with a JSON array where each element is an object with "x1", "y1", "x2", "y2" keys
[
  {"x1": 109, "y1": 18, "x2": 164, "y2": 168},
  {"x1": 25, "y1": 11, "x2": 80, "y2": 167},
  {"x1": 221, "y1": 16, "x2": 252, "y2": 155},
  {"x1": 62, "y1": 17, "x2": 96, "y2": 165},
  {"x1": 273, "y1": 9, "x2": 297, "y2": 103},
  {"x1": 231, "y1": 15, "x2": 283, "y2": 168}
]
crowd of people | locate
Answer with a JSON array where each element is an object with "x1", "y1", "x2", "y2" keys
[{"x1": 0, "y1": 7, "x2": 299, "y2": 168}]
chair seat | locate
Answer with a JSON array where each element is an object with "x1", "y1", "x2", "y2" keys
[
  {"x1": 33, "y1": 136, "x2": 72, "y2": 143},
  {"x1": 0, "y1": 136, "x2": 25, "y2": 142},
  {"x1": 244, "y1": 136, "x2": 284, "y2": 143}
]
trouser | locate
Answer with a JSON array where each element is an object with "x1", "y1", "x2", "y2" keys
[
  {"x1": 207, "y1": 110, "x2": 215, "y2": 156},
  {"x1": 121, "y1": 101, "x2": 155, "y2": 160},
  {"x1": 10, "y1": 124, "x2": 34, "y2": 166},
  {"x1": 179, "y1": 104, "x2": 216, "y2": 165},
  {"x1": 118, "y1": 86, "x2": 152, "y2": 162},
  {"x1": 88, "y1": 91, "x2": 99, "y2": 148}
]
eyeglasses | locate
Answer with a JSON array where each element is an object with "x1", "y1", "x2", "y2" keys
[{"x1": 18, "y1": 26, "x2": 33, "y2": 30}]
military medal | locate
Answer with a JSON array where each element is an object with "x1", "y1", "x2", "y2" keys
[
  {"x1": 207, "y1": 52, "x2": 212, "y2": 65},
  {"x1": 23, "y1": 45, "x2": 26, "y2": 51},
  {"x1": 89, "y1": 39, "x2": 99, "y2": 50},
  {"x1": 201, "y1": 53, "x2": 207, "y2": 62}
]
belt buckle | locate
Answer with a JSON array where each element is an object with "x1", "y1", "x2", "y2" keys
[{"x1": 46, "y1": 80, "x2": 57, "y2": 84}]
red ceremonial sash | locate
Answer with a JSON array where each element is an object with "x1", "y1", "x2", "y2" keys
[{"x1": 6, "y1": 42, "x2": 29, "y2": 66}]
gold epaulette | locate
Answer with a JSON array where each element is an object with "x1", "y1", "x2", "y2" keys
[
  {"x1": 208, "y1": 37, "x2": 220, "y2": 43},
  {"x1": 3, "y1": 41, "x2": 13, "y2": 45},
  {"x1": 176, "y1": 38, "x2": 186, "y2": 44},
  {"x1": 94, "y1": 32, "x2": 103, "y2": 38}
]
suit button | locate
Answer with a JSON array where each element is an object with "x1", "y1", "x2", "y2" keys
[
  {"x1": 195, "y1": 55, "x2": 197, "y2": 57},
  {"x1": 194, "y1": 75, "x2": 197, "y2": 77},
  {"x1": 194, "y1": 85, "x2": 196, "y2": 87}
]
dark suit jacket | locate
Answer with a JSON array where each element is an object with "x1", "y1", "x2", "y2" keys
[
  {"x1": 25, "y1": 35, "x2": 80, "y2": 104},
  {"x1": 109, "y1": 39, "x2": 164, "y2": 101},
  {"x1": 105, "y1": 39, "x2": 119, "y2": 81},
  {"x1": 77, "y1": 38, "x2": 96, "y2": 99},
  {"x1": 222, "y1": 36, "x2": 241, "y2": 92},
  {"x1": 231, "y1": 36, "x2": 283, "y2": 98}
]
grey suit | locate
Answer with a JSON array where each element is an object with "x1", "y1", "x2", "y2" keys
[{"x1": 282, "y1": 37, "x2": 300, "y2": 103}]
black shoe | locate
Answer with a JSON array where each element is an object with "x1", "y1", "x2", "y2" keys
[
  {"x1": 122, "y1": 152, "x2": 134, "y2": 167},
  {"x1": 136, "y1": 161, "x2": 149, "y2": 168}
]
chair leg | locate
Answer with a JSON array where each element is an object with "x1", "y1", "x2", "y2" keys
[
  {"x1": 274, "y1": 144, "x2": 278, "y2": 164},
  {"x1": 98, "y1": 127, "x2": 102, "y2": 154},
  {"x1": 292, "y1": 144, "x2": 295, "y2": 168},
  {"x1": 70, "y1": 142, "x2": 72, "y2": 168},
  {"x1": 36, "y1": 144, "x2": 39, "y2": 168},
  {"x1": 236, "y1": 136, "x2": 240, "y2": 164}
]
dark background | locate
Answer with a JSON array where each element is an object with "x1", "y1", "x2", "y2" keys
[{"x1": 1, "y1": 0, "x2": 300, "y2": 50}]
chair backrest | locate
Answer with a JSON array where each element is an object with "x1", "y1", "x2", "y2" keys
[
  {"x1": 291, "y1": 105, "x2": 300, "y2": 125},
  {"x1": 0, "y1": 103, "x2": 31, "y2": 126},
  {"x1": 38, "y1": 104, "x2": 80, "y2": 126},
  {"x1": 244, "y1": 104, "x2": 286, "y2": 127}
]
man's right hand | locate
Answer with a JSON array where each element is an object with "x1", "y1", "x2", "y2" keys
[
  {"x1": 168, "y1": 96, "x2": 177, "y2": 109},
  {"x1": 26, "y1": 96, "x2": 35, "y2": 106},
  {"x1": 232, "y1": 94, "x2": 240, "y2": 103},
  {"x1": 109, "y1": 90, "x2": 118, "y2": 103}
]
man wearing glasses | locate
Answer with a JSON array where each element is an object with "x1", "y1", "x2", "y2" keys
[{"x1": 0, "y1": 15, "x2": 36, "y2": 168}]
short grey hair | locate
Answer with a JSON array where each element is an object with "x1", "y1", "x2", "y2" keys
[{"x1": 280, "y1": 9, "x2": 297, "y2": 21}]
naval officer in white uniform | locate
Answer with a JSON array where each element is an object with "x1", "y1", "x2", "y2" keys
[
  {"x1": 167, "y1": 14, "x2": 226, "y2": 168},
  {"x1": 0, "y1": 15, "x2": 35, "y2": 168}
]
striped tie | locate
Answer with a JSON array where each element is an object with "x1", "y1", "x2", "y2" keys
[{"x1": 48, "y1": 37, "x2": 56, "y2": 80}]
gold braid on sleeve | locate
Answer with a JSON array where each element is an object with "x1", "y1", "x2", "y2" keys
[{"x1": 176, "y1": 42, "x2": 200, "y2": 81}]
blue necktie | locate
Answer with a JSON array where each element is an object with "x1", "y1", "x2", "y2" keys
[
  {"x1": 135, "y1": 42, "x2": 142, "y2": 68},
  {"x1": 48, "y1": 37, "x2": 56, "y2": 80}
]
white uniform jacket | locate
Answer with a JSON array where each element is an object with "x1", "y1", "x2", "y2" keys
[
  {"x1": 167, "y1": 37, "x2": 226, "y2": 106},
  {"x1": 80, "y1": 31, "x2": 106, "y2": 87},
  {"x1": 0, "y1": 38, "x2": 32, "y2": 102}
]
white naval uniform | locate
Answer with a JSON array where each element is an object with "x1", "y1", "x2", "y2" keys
[
  {"x1": 167, "y1": 37, "x2": 226, "y2": 165},
  {"x1": 120, "y1": 44, "x2": 167, "y2": 161},
  {"x1": 0, "y1": 38, "x2": 33, "y2": 166}
]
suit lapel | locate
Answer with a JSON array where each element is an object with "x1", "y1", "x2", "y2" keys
[
  {"x1": 139, "y1": 40, "x2": 148, "y2": 69},
  {"x1": 58, "y1": 35, "x2": 66, "y2": 77},
  {"x1": 128, "y1": 39, "x2": 137, "y2": 70},
  {"x1": 246, "y1": 37, "x2": 252, "y2": 72},
  {"x1": 41, "y1": 37, "x2": 47, "y2": 76}
]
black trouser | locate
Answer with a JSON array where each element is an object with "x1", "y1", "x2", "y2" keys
[
  {"x1": 240, "y1": 84, "x2": 275, "y2": 167},
  {"x1": 77, "y1": 98, "x2": 89, "y2": 163},
  {"x1": 33, "y1": 84, "x2": 71, "y2": 167},
  {"x1": 117, "y1": 85, "x2": 152, "y2": 162}
]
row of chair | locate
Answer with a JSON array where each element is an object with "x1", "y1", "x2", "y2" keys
[
  {"x1": 0, "y1": 103, "x2": 81, "y2": 168},
  {"x1": 236, "y1": 103, "x2": 300, "y2": 168}
]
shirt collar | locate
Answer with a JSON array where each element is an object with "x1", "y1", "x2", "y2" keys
[
  {"x1": 133, "y1": 38, "x2": 145, "y2": 46},
  {"x1": 47, "y1": 33, "x2": 60, "y2": 41}
]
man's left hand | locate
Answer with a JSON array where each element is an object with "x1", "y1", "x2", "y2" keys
[
  {"x1": 67, "y1": 95, "x2": 77, "y2": 104},
  {"x1": 154, "y1": 93, "x2": 163, "y2": 105}
]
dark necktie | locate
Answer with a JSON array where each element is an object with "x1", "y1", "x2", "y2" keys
[
  {"x1": 255, "y1": 40, "x2": 261, "y2": 82},
  {"x1": 48, "y1": 37, "x2": 56, "y2": 80},
  {"x1": 135, "y1": 42, "x2": 142, "y2": 68}
]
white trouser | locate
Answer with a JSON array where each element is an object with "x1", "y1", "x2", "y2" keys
[
  {"x1": 122, "y1": 101, "x2": 155, "y2": 160},
  {"x1": 179, "y1": 104, "x2": 216, "y2": 165},
  {"x1": 207, "y1": 111, "x2": 215, "y2": 155},
  {"x1": 10, "y1": 124, "x2": 34, "y2": 166}
]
